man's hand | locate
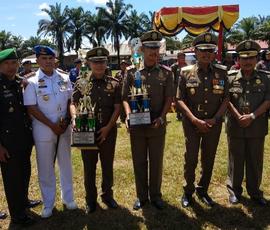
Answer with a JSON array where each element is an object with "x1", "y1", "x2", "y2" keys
[
  {"x1": 97, "y1": 125, "x2": 110, "y2": 144},
  {"x1": 238, "y1": 114, "x2": 253, "y2": 128},
  {"x1": 0, "y1": 145, "x2": 10, "y2": 163},
  {"x1": 125, "y1": 118, "x2": 130, "y2": 133},
  {"x1": 152, "y1": 117, "x2": 164, "y2": 129},
  {"x1": 204, "y1": 118, "x2": 216, "y2": 127},
  {"x1": 50, "y1": 123, "x2": 66, "y2": 135},
  {"x1": 193, "y1": 118, "x2": 211, "y2": 133}
]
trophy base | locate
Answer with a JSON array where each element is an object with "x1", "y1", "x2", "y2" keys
[
  {"x1": 129, "y1": 112, "x2": 151, "y2": 126},
  {"x1": 71, "y1": 131, "x2": 98, "y2": 150}
]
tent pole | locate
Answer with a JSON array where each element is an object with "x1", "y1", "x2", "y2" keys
[{"x1": 217, "y1": 25, "x2": 224, "y2": 62}]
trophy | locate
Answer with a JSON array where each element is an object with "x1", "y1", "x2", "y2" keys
[
  {"x1": 71, "y1": 67, "x2": 97, "y2": 148},
  {"x1": 128, "y1": 70, "x2": 151, "y2": 126}
]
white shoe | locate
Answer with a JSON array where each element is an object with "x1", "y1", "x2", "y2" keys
[
  {"x1": 63, "y1": 201, "x2": 78, "y2": 210},
  {"x1": 41, "y1": 207, "x2": 53, "y2": 218}
]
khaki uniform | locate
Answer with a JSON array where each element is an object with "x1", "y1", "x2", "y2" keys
[
  {"x1": 122, "y1": 64, "x2": 173, "y2": 201},
  {"x1": 115, "y1": 70, "x2": 127, "y2": 122},
  {"x1": 177, "y1": 63, "x2": 229, "y2": 195},
  {"x1": 72, "y1": 75, "x2": 121, "y2": 203},
  {"x1": 226, "y1": 69, "x2": 270, "y2": 198}
]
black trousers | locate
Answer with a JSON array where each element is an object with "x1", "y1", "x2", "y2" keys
[
  {"x1": 81, "y1": 127, "x2": 117, "y2": 204},
  {"x1": 0, "y1": 145, "x2": 32, "y2": 218}
]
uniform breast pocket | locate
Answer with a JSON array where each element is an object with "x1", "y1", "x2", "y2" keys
[
  {"x1": 103, "y1": 92, "x2": 114, "y2": 106},
  {"x1": 37, "y1": 88, "x2": 54, "y2": 109},
  {"x1": 252, "y1": 85, "x2": 265, "y2": 93}
]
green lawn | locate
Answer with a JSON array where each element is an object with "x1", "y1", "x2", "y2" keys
[{"x1": 1, "y1": 113, "x2": 270, "y2": 229}]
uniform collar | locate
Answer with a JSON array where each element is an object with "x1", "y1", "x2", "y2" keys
[
  {"x1": 140, "y1": 63, "x2": 159, "y2": 72},
  {"x1": 38, "y1": 68, "x2": 57, "y2": 80},
  {"x1": 237, "y1": 69, "x2": 258, "y2": 81},
  {"x1": 90, "y1": 74, "x2": 106, "y2": 82}
]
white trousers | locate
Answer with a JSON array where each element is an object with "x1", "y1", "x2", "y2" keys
[{"x1": 35, "y1": 134, "x2": 74, "y2": 209}]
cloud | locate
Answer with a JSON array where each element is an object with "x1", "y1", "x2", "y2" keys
[
  {"x1": 35, "y1": 2, "x2": 49, "y2": 17},
  {"x1": 39, "y1": 2, "x2": 50, "y2": 10},
  {"x1": 77, "y1": 0, "x2": 107, "y2": 4},
  {"x1": 6, "y1": 16, "x2": 15, "y2": 21}
]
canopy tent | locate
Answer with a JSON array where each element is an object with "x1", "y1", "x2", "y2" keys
[{"x1": 153, "y1": 5, "x2": 239, "y2": 61}]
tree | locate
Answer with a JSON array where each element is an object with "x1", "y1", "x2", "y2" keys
[
  {"x1": 67, "y1": 7, "x2": 88, "y2": 52},
  {"x1": 0, "y1": 30, "x2": 13, "y2": 50},
  {"x1": 165, "y1": 37, "x2": 182, "y2": 50},
  {"x1": 84, "y1": 11, "x2": 107, "y2": 47},
  {"x1": 37, "y1": 3, "x2": 71, "y2": 66},
  {"x1": 126, "y1": 10, "x2": 148, "y2": 39},
  {"x1": 97, "y1": 0, "x2": 132, "y2": 68}
]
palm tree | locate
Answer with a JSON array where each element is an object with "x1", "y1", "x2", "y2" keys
[
  {"x1": 84, "y1": 11, "x2": 107, "y2": 47},
  {"x1": 97, "y1": 0, "x2": 132, "y2": 67},
  {"x1": 0, "y1": 30, "x2": 13, "y2": 50},
  {"x1": 37, "y1": 3, "x2": 71, "y2": 66},
  {"x1": 226, "y1": 17, "x2": 259, "y2": 44},
  {"x1": 67, "y1": 7, "x2": 88, "y2": 52},
  {"x1": 141, "y1": 11, "x2": 154, "y2": 31},
  {"x1": 126, "y1": 10, "x2": 148, "y2": 39}
]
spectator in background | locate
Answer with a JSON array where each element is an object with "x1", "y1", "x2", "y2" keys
[
  {"x1": 69, "y1": 58, "x2": 82, "y2": 84},
  {"x1": 256, "y1": 50, "x2": 270, "y2": 71}
]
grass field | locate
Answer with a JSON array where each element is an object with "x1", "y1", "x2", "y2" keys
[{"x1": 1, "y1": 113, "x2": 270, "y2": 230}]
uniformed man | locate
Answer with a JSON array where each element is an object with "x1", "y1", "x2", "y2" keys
[
  {"x1": 23, "y1": 45, "x2": 77, "y2": 218},
  {"x1": 115, "y1": 59, "x2": 129, "y2": 122},
  {"x1": 19, "y1": 60, "x2": 35, "y2": 78},
  {"x1": 0, "y1": 48, "x2": 36, "y2": 226},
  {"x1": 69, "y1": 58, "x2": 82, "y2": 84},
  {"x1": 122, "y1": 30, "x2": 174, "y2": 210},
  {"x1": 176, "y1": 32, "x2": 229, "y2": 207},
  {"x1": 171, "y1": 52, "x2": 187, "y2": 120},
  {"x1": 226, "y1": 40, "x2": 270, "y2": 206},
  {"x1": 70, "y1": 47, "x2": 121, "y2": 213}
]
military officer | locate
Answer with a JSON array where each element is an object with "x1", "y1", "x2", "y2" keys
[
  {"x1": 70, "y1": 47, "x2": 121, "y2": 213},
  {"x1": 23, "y1": 45, "x2": 77, "y2": 218},
  {"x1": 176, "y1": 32, "x2": 229, "y2": 207},
  {"x1": 226, "y1": 40, "x2": 270, "y2": 206},
  {"x1": 122, "y1": 30, "x2": 174, "y2": 210},
  {"x1": 115, "y1": 59, "x2": 129, "y2": 122},
  {"x1": 19, "y1": 60, "x2": 35, "y2": 79},
  {"x1": 171, "y1": 52, "x2": 187, "y2": 120},
  {"x1": 0, "y1": 48, "x2": 36, "y2": 226},
  {"x1": 69, "y1": 58, "x2": 82, "y2": 84}
]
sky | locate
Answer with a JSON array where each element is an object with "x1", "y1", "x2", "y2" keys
[{"x1": 0, "y1": 0, "x2": 269, "y2": 40}]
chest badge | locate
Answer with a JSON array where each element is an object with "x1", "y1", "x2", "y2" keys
[
  {"x1": 256, "y1": 79, "x2": 262, "y2": 84},
  {"x1": 190, "y1": 88, "x2": 195, "y2": 95},
  {"x1": 8, "y1": 107, "x2": 14, "y2": 113},
  {"x1": 43, "y1": 95, "x2": 49, "y2": 101}
]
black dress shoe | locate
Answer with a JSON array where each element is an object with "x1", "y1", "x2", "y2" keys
[
  {"x1": 151, "y1": 199, "x2": 165, "y2": 210},
  {"x1": 0, "y1": 211, "x2": 7, "y2": 219},
  {"x1": 27, "y1": 199, "x2": 42, "y2": 208},
  {"x1": 102, "y1": 198, "x2": 118, "y2": 209},
  {"x1": 86, "y1": 202, "x2": 97, "y2": 214},
  {"x1": 133, "y1": 199, "x2": 148, "y2": 210},
  {"x1": 251, "y1": 197, "x2": 267, "y2": 206},
  {"x1": 11, "y1": 214, "x2": 36, "y2": 226},
  {"x1": 196, "y1": 192, "x2": 215, "y2": 207},
  {"x1": 181, "y1": 193, "x2": 193, "y2": 208},
  {"x1": 229, "y1": 195, "x2": 240, "y2": 204}
]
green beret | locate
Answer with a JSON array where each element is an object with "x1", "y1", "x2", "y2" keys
[
  {"x1": 140, "y1": 30, "x2": 162, "y2": 48},
  {"x1": 86, "y1": 47, "x2": 109, "y2": 61},
  {"x1": 236, "y1": 40, "x2": 261, "y2": 58},
  {"x1": 193, "y1": 32, "x2": 218, "y2": 50},
  {"x1": 0, "y1": 48, "x2": 18, "y2": 63}
]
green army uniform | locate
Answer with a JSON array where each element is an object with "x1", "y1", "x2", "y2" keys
[
  {"x1": 122, "y1": 31, "x2": 174, "y2": 206},
  {"x1": 0, "y1": 49, "x2": 34, "y2": 223},
  {"x1": 177, "y1": 63, "x2": 229, "y2": 195},
  {"x1": 72, "y1": 47, "x2": 121, "y2": 210},
  {"x1": 226, "y1": 40, "x2": 270, "y2": 202},
  {"x1": 176, "y1": 33, "x2": 229, "y2": 203}
]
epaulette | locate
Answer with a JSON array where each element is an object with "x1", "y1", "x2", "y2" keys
[
  {"x1": 159, "y1": 64, "x2": 171, "y2": 71},
  {"x1": 56, "y1": 68, "x2": 68, "y2": 75},
  {"x1": 213, "y1": 63, "x2": 227, "y2": 71},
  {"x1": 228, "y1": 69, "x2": 239, "y2": 76},
  {"x1": 180, "y1": 64, "x2": 194, "y2": 73},
  {"x1": 126, "y1": 65, "x2": 135, "y2": 71},
  {"x1": 257, "y1": 69, "x2": 270, "y2": 75},
  {"x1": 108, "y1": 76, "x2": 119, "y2": 82},
  {"x1": 24, "y1": 71, "x2": 36, "y2": 79}
]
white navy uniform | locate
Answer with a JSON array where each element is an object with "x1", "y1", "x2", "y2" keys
[{"x1": 23, "y1": 68, "x2": 75, "y2": 210}]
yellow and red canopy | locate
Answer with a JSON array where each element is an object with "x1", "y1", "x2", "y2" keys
[{"x1": 153, "y1": 5, "x2": 239, "y2": 36}]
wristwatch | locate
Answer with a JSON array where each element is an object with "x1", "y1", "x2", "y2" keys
[
  {"x1": 159, "y1": 117, "x2": 164, "y2": 125},
  {"x1": 250, "y1": 113, "x2": 256, "y2": 120}
]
